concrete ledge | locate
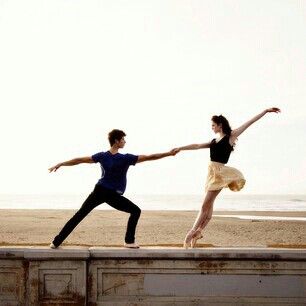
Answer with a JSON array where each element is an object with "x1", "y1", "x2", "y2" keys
[
  {"x1": 0, "y1": 247, "x2": 305, "y2": 305},
  {"x1": 24, "y1": 248, "x2": 90, "y2": 260},
  {"x1": 0, "y1": 247, "x2": 25, "y2": 259},
  {"x1": 1, "y1": 246, "x2": 305, "y2": 260},
  {"x1": 89, "y1": 247, "x2": 306, "y2": 260}
]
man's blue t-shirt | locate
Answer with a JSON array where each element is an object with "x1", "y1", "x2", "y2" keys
[{"x1": 91, "y1": 151, "x2": 138, "y2": 195}]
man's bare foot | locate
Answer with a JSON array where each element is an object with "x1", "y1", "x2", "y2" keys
[
  {"x1": 49, "y1": 243, "x2": 58, "y2": 249},
  {"x1": 124, "y1": 242, "x2": 140, "y2": 249}
]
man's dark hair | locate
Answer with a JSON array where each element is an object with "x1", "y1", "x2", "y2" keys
[{"x1": 108, "y1": 129, "x2": 126, "y2": 146}]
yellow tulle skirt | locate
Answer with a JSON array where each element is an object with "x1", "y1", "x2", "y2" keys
[{"x1": 205, "y1": 161, "x2": 246, "y2": 192}]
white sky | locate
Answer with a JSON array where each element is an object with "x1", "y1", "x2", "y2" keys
[{"x1": 0, "y1": 0, "x2": 305, "y2": 195}]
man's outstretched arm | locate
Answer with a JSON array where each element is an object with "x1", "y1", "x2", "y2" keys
[
  {"x1": 48, "y1": 156, "x2": 94, "y2": 172},
  {"x1": 137, "y1": 149, "x2": 179, "y2": 163}
]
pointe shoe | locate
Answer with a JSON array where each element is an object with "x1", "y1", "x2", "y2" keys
[
  {"x1": 191, "y1": 230, "x2": 203, "y2": 248},
  {"x1": 183, "y1": 230, "x2": 196, "y2": 249},
  {"x1": 124, "y1": 242, "x2": 140, "y2": 249},
  {"x1": 49, "y1": 243, "x2": 58, "y2": 249},
  {"x1": 183, "y1": 240, "x2": 191, "y2": 249}
]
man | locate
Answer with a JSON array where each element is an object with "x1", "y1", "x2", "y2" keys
[{"x1": 48, "y1": 129, "x2": 178, "y2": 249}]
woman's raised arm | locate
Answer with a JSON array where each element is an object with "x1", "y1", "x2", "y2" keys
[{"x1": 231, "y1": 107, "x2": 281, "y2": 139}]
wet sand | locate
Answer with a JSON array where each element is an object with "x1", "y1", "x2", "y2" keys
[{"x1": 0, "y1": 209, "x2": 305, "y2": 248}]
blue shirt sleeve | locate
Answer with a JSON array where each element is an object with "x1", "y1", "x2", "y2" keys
[
  {"x1": 92, "y1": 152, "x2": 105, "y2": 163},
  {"x1": 125, "y1": 153, "x2": 138, "y2": 166}
]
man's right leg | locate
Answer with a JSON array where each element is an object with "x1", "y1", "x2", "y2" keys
[{"x1": 52, "y1": 185, "x2": 104, "y2": 247}]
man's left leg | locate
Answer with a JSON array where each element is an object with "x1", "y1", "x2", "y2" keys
[{"x1": 105, "y1": 192, "x2": 141, "y2": 246}]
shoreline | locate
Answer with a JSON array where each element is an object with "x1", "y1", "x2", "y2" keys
[{"x1": 1, "y1": 208, "x2": 306, "y2": 217}]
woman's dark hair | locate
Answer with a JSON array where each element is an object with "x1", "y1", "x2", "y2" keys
[
  {"x1": 211, "y1": 115, "x2": 232, "y2": 136},
  {"x1": 108, "y1": 129, "x2": 126, "y2": 146},
  {"x1": 211, "y1": 115, "x2": 235, "y2": 151}
]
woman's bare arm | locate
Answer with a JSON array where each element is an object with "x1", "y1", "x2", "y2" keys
[
  {"x1": 176, "y1": 142, "x2": 211, "y2": 151},
  {"x1": 231, "y1": 107, "x2": 281, "y2": 139}
]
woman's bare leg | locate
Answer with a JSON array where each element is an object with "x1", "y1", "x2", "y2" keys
[
  {"x1": 192, "y1": 190, "x2": 222, "y2": 230},
  {"x1": 184, "y1": 189, "x2": 221, "y2": 248}
]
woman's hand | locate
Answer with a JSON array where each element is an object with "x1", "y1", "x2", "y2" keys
[
  {"x1": 48, "y1": 163, "x2": 62, "y2": 173},
  {"x1": 265, "y1": 107, "x2": 281, "y2": 113}
]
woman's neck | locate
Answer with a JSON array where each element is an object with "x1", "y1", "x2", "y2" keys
[{"x1": 218, "y1": 132, "x2": 226, "y2": 138}]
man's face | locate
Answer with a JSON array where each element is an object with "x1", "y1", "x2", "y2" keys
[{"x1": 117, "y1": 137, "x2": 126, "y2": 148}]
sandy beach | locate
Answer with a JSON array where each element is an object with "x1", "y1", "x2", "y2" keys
[{"x1": 0, "y1": 209, "x2": 305, "y2": 248}]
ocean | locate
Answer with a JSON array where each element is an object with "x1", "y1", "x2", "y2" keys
[{"x1": 0, "y1": 194, "x2": 305, "y2": 211}]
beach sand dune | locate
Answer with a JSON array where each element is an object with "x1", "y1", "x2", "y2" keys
[{"x1": 0, "y1": 209, "x2": 305, "y2": 248}]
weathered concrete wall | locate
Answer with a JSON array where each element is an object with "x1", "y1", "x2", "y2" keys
[{"x1": 0, "y1": 247, "x2": 305, "y2": 305}]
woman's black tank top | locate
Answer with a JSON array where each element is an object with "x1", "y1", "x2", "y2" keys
[{"x1": 210, "y1": 135, "x2": 233, "y2": 164}]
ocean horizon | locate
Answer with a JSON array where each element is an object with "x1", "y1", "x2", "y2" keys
[{"x1": 0, "y1": 194, "x2": 305, "y2": 211}]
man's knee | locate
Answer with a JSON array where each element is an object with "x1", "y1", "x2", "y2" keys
[{"x1": 133, "y1": 206, "x2": 141, "y2": 217}]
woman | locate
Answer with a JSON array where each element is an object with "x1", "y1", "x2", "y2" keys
[{"x1": 175, "y1": 108, "x2": 281, "y2": 249}]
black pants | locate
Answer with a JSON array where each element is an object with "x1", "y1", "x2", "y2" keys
[{"x1": 52, "y1": 185, "x2": 141, "y2": 247}]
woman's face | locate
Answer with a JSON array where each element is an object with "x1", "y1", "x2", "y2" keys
[{"x1": 211, "y1": 121, "x2": 222, "y2": 134}]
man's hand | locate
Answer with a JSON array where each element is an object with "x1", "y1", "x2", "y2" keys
[
  {"x1": 170, "y1": 148, "x2": 180, "y2": 156},
  {"x1": 48, "y1": 163, "x2": 62, "y2": 173}
]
